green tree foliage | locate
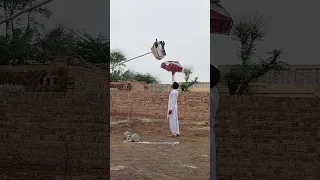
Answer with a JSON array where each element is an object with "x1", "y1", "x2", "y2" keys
[
  {"x1": 121, "y1": 70, "x2": 160, "y2": 84},
  {"x1": 221, "y1": 12, "x2": 287, "y2": 95},
  {"x1": 0, "y1": 0, "x2": 110, "y2": 65},
  {"x1": 180, "y1": 67, "x2": 199, "y2": 92},
  {"x1": 110, "y1": 50, "x2": 159, "y2": 84}
]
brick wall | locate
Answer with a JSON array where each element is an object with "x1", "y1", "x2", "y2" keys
[
  {"x1": 0, "y1": 65, "x2": 68, "y2": 92},
  {"x1": 216, "y1": 96, "x2": 320, "y2": 180},
  {"x1": 110, "y1": 91, "x2": 210, "y2": 121},
  {"x1": 0, "y1": 65, "x2": 109, "y2": 179},
  {"x1": 110, "y1": 81, "x2": 148, "y2": 92},
  {"x1": 148, "y1": 84, "x2": 171, "y2": 92},
  {"x1": 68, "y1": 66, "x2": 109, "y2": 95},
  {"x1": 0, "y1": 65, "x2": 109, "y2": 94},
  {"x1": 0, "y1": 92, "x2": 109, "y2": 178}
]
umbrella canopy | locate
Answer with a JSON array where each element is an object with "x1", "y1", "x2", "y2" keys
[
  {"x1": 161, "y1": 61, "x2": 183, "y2": 73},
  {"x1": 211, "y1": 0, "x2": 233, "y2": 35}
]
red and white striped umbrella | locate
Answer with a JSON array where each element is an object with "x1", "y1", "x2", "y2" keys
[
  {"x1": 160, "y1": 61, "x2": 183, "y2": 73},
  {"x1": 211, "y1": 0, "x2": 233, "y2": 35}
]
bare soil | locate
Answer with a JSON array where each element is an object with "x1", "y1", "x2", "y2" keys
[{"x1": 110, "y1": 117, "x2": 210, "y2": 180}]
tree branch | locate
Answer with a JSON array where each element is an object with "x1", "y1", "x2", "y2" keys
[
  {"x1": 236, "y1": 49, "x2": 282, "y2": 95},
  {"x1": 0, "y1": 0, "x2": 56, "y2": 25}
]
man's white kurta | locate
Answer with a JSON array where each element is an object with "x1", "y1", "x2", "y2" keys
[
  {"x1": 210, "y1": 64, "x2": 220, "y2": 180},
  {"x1": 210, "y1": 86, "x2": 219, "y2": 180},
  {"x1": 167, "y1": 75, "x2": 180, "y2": 135},
  {"x1": 168, "y1": 89, "x2": 179, "y2": 135}
]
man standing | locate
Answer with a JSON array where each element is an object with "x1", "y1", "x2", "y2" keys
[
  {"x1": 167, "y1": 72, "x2": 180, "y2": 137},
  {"x1": 210, "y1": 64, "x2": 220, "y2": 180}
]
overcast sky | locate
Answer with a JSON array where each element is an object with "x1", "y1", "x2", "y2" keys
[
  {"x1": 211, "y1": 0, "x2": 320, "y2": 67},
  {"x1": 110, "y1": 0, "x2": 210, "y2": 83},
  {"x1": 45, "y1": 0, "x2": 110, "y2": 37}
]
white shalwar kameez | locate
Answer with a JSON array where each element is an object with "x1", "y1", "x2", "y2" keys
[
  {"x1": 167, "y1": 75, "x2": 180, "y2": 136},
  {"x1": 210, "y1": 64, "x2": 220, "y2": 180}
]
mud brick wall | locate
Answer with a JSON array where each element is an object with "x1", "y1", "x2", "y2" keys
[
  {"x1": 110, "y1": 91, "x2": 209, "y2": 121},
  {"x1": 0, "y1": 65, "x2": 68, "y2": 92},
  {"x1": 0, "y1": 65, "x2": 109, "y2": 94},
  {"x1": 68, "y1": 66, "x2": 109, "y2": 95},
  {"x1": 0, "y1": 65, "x2": 109, "y2": 179},
  {"x1": 0, "y1": 92, "x2": 109, "y2": 178},
  {"x1": 216, "y1": 96, "x2": 320, "y2": 180}
]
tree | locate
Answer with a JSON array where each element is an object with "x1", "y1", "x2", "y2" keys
[
  {"x1": 0, "y1": 27, "x2": 37, "y2": 65},
  {"x1": 109, "y1": 49, "x2": 160, "y2": 84},
  {"x1": 221, "y1": 12, "x2": 286, "y2": 95},
  {"x1": 129, "y1": 71, "x2": 160, "y2": 84},
  {"x1": 0, "y1": 0, "x2": 56, "y2": 65},
  {"x1": 74, "y1": 30, "x2": 110, "y2": 64},
  {"x1": 180, "y1": 67, "x2": 199, "y2": 92},
  {"x1": 0, "y1": 24, "x2": 110, "y2": 65},
  {"x1": 0, "y1": 0, "x2": 55, "y2": 26},
  {"x1": 35, "y1": 26, "x2": 76, "y2": 63},
  {"x1": 120, "y1": 70, "x2": 160, "y2": 84},
  {"x1": 0, "y1": 0, "x2": 111, "y2": 66},
  {"x1": 110, "y1": 50, "x2": 127, "y2": 82},
  {"x1": 110, "y1": 50, "x2": 126, "y2": 72}
]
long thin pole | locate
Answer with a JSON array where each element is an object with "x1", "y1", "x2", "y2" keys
[
  {"x1": 122, "y1": 51, "x2": 152, "y2": 64},
  {"x1": 0, "y1": 0, "x2": 56, "y2": 25}
]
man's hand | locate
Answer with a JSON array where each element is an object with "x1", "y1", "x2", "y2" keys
[{"x1": 168, "y1": 110, "x2": 172, "y2": 115}]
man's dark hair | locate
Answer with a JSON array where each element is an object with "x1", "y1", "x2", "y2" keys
[
  {"x1": 210, "y1": 65, "x2": 221, "y2": 88},
  {"x1": 172, "y1": 82, "x2": 179, "y2": 89}
]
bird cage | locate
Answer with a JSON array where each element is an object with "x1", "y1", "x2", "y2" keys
[{"x1": 151, "y1": 39, "x2": 166, "y2": 60}]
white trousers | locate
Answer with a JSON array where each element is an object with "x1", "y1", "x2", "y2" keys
[
  {"x1": 169, "y1": 112, "x2": 180, "y2": 135},
  {"x1": 210, "y1": 87, "x2": 219, "y2": 180}
]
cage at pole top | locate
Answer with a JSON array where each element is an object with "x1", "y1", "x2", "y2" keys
[{"x1": 151, "y1": 39, "x2": 166, "y2": 60}]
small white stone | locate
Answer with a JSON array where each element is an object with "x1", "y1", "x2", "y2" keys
[
  {"x1": 124, "y1": 131, "x2": 132, "y2": 139},
  {"x1": 131, "y1": 133, "x2": 140, "y2": 142}
]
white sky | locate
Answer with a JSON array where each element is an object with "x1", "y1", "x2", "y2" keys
[{"x1": 110, "y1": 0, "x2": 210, "y2": 84}]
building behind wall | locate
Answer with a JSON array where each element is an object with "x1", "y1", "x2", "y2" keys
[
  {"x1": 0, "y1": 59, "x2": 109, "y2": 94},
  {"x1": 218, "y1": 64, "x2": 320, "y2": 97},
  {"x1": 110, "y1": 80, "x2": 149, "y2": 91},
  {"x1": 189, "y1": 82, "x2": 210, "y2": 92}
]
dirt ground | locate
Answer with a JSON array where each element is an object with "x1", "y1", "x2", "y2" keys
[{"x1": 110, "y1": 117, "x2": 210, "y2": 180}]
